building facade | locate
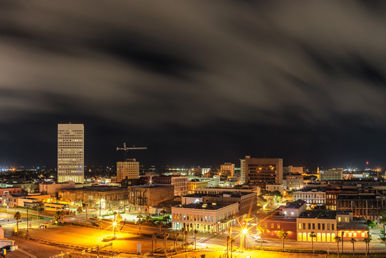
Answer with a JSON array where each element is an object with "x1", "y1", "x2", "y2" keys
[
  {"x1": 220, "y1": 163, "x2": 235, "y2": 177},
  {"x1": 240, "y1": 156, "x2": 283, "y2": 188},
  {"x1": 116, "y1": 159, "x2": 140, "y2": 182},
  {"x1": 57, "y1": 123, "x2": 84, "y2": 183},
  {"x1": 172, "y1": 202, "x2": 238, "y2": 233},
  {"x1": 294, "y1": 189, "x2": 326, "y2": 206},
  {"x1": 58, "y1": 186, "x2": 128, "y2": 209},
  {"x1": 337, "y1": 194, "x2": 385, "y2": 221},
  {"x1": 127, "y1": 185, "x2": 174, "y2": 212},
  {"x1": 320, "y1": 168, "x2": 343, "y2": 181},
  {"x1": 285, "y1": 174, "x2": 304, "y2": 191}
]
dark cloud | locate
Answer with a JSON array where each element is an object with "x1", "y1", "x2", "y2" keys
[{"x1": 0, "y1": 0, "x2": 386, "y2": 167}]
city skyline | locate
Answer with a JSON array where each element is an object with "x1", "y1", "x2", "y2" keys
[{"x1": 1, "y1": 1, "x2": 386, "y2": 169}]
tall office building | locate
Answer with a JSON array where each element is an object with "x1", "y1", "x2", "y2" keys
[
  {"x1": 116, "y1": 159, "x2": 140, "y2": 182},
  {"x1": 57, "y1": 123, "x2": 84, "y2": 183},
  {"x1": 240, "y1": 156, "x2": 283, "y2": 188}
]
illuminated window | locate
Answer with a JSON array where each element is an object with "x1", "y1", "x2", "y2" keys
[
  {"x1": 299, "y1": 223, "x2": 302, "y2": 229},
  {"x1": 298, "y1": 233, "x2": 302, "y2": 241}
]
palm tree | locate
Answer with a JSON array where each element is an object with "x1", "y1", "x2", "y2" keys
[
  {"x1": 257, "y1": 224, "x2": 267, "y2": 248},
  {"x1": 14, "y1": 212, "x2": 21, "y2": 234},
  {"x1": 277, "y1": 229, "x2": 288, "y2": 251},
  {"x1": 335, "y1": 236, "x2": 341, "y2": 255},
  {"x1": 163, "y1": 233, "x2": 169, "y2": 255},
  {"x1": 174, "y1": 232, "x2": 180, "y2": 252},
  {"x1": 193, "y1": 230, "x2": 198, "y2": 250},
  {"x1": 152, "y1": 233, "x2": 157, "y2": 253},
  {"x1": 310, "y1": 231, "x2": 317, "y2": 253},
  {"x1": 136, "y1": 214, "x2": 143, "y2": 234},
  {"x1": 364, "y1": 236, "x2": 371, "y2": 256},
  {"x1": 183, "y1": 228, "x2": 188, "y2": 252},
  {"x1": 350, "y1": 238, "x2": 356, "y2": 254}
]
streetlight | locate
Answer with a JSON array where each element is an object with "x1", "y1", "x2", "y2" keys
[
  {"x1": 241, "y1": 227, "x2": 248, "y2": 250},
  {"x1": 113, "y1": 221, "x2": 117, "y2": 239}
]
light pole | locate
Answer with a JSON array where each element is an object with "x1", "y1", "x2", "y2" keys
[
  {"x1": 26, "y1": 206, "x2": 29, "y2": 237},
  {"x1": 241, "y1": 228, "x2": 248, "y2": 250}
]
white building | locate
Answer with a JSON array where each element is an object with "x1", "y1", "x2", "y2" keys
[
  {"x1": 172, "y1": 202, "x2": 238, "y2": 233},
  {"x1": 57, "y1": 123, "x2": 84, "y2": 183},
  {"x1": 296, "y1": 210, "x2": 337, "y2": 243},
  {"x1": 116, "y1": 159, "x2": 140, "y2": 182},
  {"x1": 294, "y1": 189, "x2": 326, "y2": 205}
]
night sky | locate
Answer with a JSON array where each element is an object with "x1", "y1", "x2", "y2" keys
[{"x1": 1, "y1": 1, "x2": 386, "y2": 169}]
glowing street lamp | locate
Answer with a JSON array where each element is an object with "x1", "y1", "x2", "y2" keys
[
  {"x1": 113, "y1": 221, "x2": 117, "y2": 239},
  {"x1": 241, "y1": 227, "x2": 249, "y2": 250}
]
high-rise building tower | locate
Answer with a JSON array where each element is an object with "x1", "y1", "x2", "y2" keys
[
  {"x1": 57, "y1": 123, "x2": 84, "y2": 183},
  {"x1": 240, "y1": 156, "x2": 283, "y2": 188},
  {"x1": 116, "y1": 159, "x2": 140, "y2": 182}
]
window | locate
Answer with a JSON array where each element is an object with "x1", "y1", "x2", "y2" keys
[
  {"x1": 308, "y1": 223, "x2": 311, "y2": 230},
  {"x1": 332, "y1": 224, "x2": 335, "y2": 230},
  {"x1": 318, "y1": 223, "x2": 320, "y2": 230},
  {"x1": 299, "y1": 223, "x2": 302, "y2": 229},
  {"x1": 327, "y1": 224, "x2": 330, "y2": 230},
  {"x1": 322, "y1": 223, "x2": 325, "y2": 230},
  {"x1": 303, "y1": 223, "x2": 306, "y2": 229},
  {"x1": 312, "y1": 223, "x2": 315, "y2": 230}
]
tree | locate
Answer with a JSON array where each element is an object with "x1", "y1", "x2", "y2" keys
[
  {"x1": 366, "y1": 220, "x2": 376, "y2": 229},
  {"x1": 364, "y1": 237, "x2": 371, "y2": 255},
  {"x1": 159, "y1": 209, "x2": 167, "y2": 216},
  {"x1": 277, "y1": 229, "x2": 288, "y2": 251},
  {"x1": 350, "y1": 238, "x2": 356, "y2": 254},
  {"x1": 77, "y1": 206, "x2": 82, "y2": 214},
  {"x1": 163, "y1": 233, "x2": 169, "y2": 256},
  {"x1": 152, "y1": 233, "x2": 157, "y2": 253},
  {"x1": 257, "y1": 224, "x2": 267, "y2": 248},
  {"x1": 193, "y1": 230, "x2": 198, "y2": 250},
  {"x1": 183, "y1": 228, "x2": 188, "y2": 252},
  {"x1": 54, "y1": 211, "x2": 64, "y2": 224},
  {"x1": 14, "y1": 212, "x2": 21, "y2": 234},
  {"x1": 310, "y1": 232, "x2": 317, "y2": 253},
  {"x1": 174, "y1": 232, "x2": 180, "y2": 251},
  {"x1": 335, "y1": 236, "x2": 341, "y2": 255}
]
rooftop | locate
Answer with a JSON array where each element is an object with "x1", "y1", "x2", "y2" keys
[
  {"x1": 183, "y1": 192, "x2": 252, "y2": 198},
  {"x1": 285, "y1": 199, "x2": 306, "y2": 209},
  {"x1": 130, "y1": 184, "x2": 173, "y2": 189},
  {"x1": 62, "y1": 186, "x2": 125, "y2": 192},
  {"x1": 299, "y1": 210, "x2": 337, "y2": 219},
  {"x1": 173, "y1": 202, "x2": 237, "y2": 210}
]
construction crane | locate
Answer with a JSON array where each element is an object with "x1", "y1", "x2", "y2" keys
[{"x1": 116, "y1": 142, "x2": 147, "y2": 159}]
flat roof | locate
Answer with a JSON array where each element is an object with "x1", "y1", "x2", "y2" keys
[
  {"x1": 299, "y1": 210, "x2": 337, "y2": 219},
  {"x1": 62, "y1": 186, "x2": 125, "y2": 192},
  {"x1": 173, "y1": 202, "x2": 237, "y2": 210},
  {"x1": 130, "y1": 184, "x2": 173, "y2": 188},
  {"x1": 183, "y1": 192, "x2": 252, "y2": 198},
  {"x1": 285, "y1": 199, "x2": 306, "y2": 208}
]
